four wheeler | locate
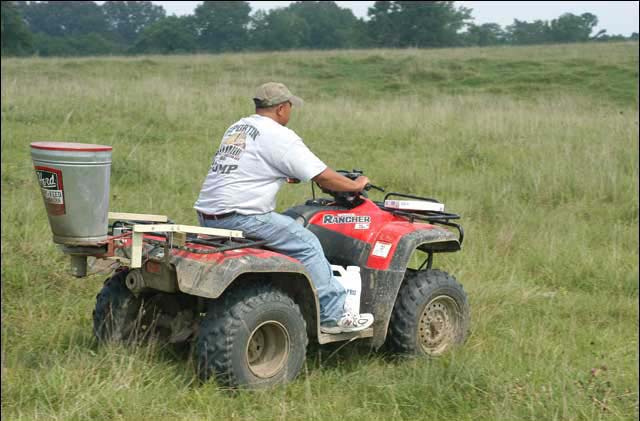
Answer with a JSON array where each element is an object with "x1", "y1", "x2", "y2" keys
[{"x1": 68, "y1": 170, "x2": 469, "y2": 389}]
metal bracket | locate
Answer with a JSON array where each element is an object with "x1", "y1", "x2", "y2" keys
[
  {"x1": 318, "y1": 327, "x2": 374, "y2": 344},
  {"x1": 108, "y1": 212, "x2": 169, "y2": 222},
  {"x1": 130, "y1": 224, "x2": 243, "y2": 268}
]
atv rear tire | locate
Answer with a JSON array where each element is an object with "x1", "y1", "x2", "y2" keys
[
  {"x1": 388, "y1": 269, "x2": 469, "y2": 355},
  {"x1": 93, "y1": 270, "x2": 144, "y2": 343},
  {"x1": 196, "y1": 285, "x2": 308, "y2": 389}
]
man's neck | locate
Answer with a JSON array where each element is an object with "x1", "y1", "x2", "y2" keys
[{"x1": 255, "y1": 112, "x2": 283, "y2": 126}]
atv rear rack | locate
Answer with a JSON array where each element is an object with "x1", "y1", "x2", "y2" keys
[
  {"x1": 130, "y1": 224, "x2": 245, "y2": 268},
  {"x1": 377, "y1": 192, "x2": 465, "y2": 245},
  {"x1": 143, "y1": 235, "x2": 268, "y2": 255},
  {"x1": 108, "y1": 212, "x2": 250, "y2": 268}
]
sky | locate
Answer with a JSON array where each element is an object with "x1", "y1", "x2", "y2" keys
[{"x1": 152, "y1": 1, "x2": 639, "y2": 36}]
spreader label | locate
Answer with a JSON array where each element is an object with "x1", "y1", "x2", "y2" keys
[{"x1": 35, "y1": 166, "x2": 66, "y2": 215}]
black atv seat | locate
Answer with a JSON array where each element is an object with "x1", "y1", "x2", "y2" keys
[{"x1": 283, "y1": 202, "x2": 350, "y2": 227}]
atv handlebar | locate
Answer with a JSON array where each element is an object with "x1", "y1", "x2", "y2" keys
[
  {"x1": 313, "y1": 169, "x2": 385, "y2": 207},
  {"x1": 365, "y1": 183, "x2": 385, "y2": 193},
  {"x1": 335, "y1": 169, "x2": 385, "y2": 193},
  {"x1": 289, "y1": 175, "x2": 384, "y2": 193},
  {"x1": 309, "y1": 169, "x2": 463, "y2": 244}
]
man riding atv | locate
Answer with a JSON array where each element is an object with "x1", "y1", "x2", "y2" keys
[
  {"x1": 194, "y1": 82, "x2": 374, "y2": 334},
  {"x1": 31, "y1": 82, "x2": 467, "y2": 389}
]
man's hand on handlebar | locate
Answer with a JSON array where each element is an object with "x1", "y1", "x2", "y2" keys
[
  {"x1": 310, "y1": 168, "x2": 384, "y2": 207},
  {"x1": 353, "y1": 176, "x2": 370, "y2": 192},
  {"x1": 312, "y1": 168, "x2": 369, "y2": 193}
]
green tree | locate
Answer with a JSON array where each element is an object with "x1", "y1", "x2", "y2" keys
[
  {"x1": 17, "y1": 1, "x2": 108, "y2": 36},
  {"x1": 250, "y1": 9, "x2": 309, "y2": 50},
  {"x1": 15, "y1": 1, "x2": 132, "y2": 56},
  {"x1": 549, "y1": 13, "x2": 598, "y2": 43},
  {"x1": 250, "y1": 1, "x2": 366, "y2": 50},
  {"x1": 367, "y1": 1, "x2": 400, "y2": 46},
  {"x1": 462, "y1": 23, "x2": 505, "y2": 46},
  {"x1": 31, "y1": 32, "x2": 75, "y2": 56},
  {"x1": 68, "y1": 32, "x2": 122, "y2": 55},
  {"x1": 1, "y1": 1, "x2": 33, "y2": 55},
  {"x1": 505, "y1": 19, "x2": 551, "y2": 44},
  {"x1": 594, "y1": 33, "x2": 630, "y2": 42},
  {"x1": 31, "y1": 32, "x2": 122, "y2": 56},
  {"x1": 194, "y1": 1, "x2": 251, "y2": 52},
  {"x1": 367, "y1": 1, "x2": 472, "y2": 47},
  {"x1": 102, "y1": 1, "x2": 165, "y2": 43},
  {"x1": 285, "y1": 1, "x2": 366, "y2": 49},
  {"x1": 133, "y1": 15, "x2": 198, "y2": 54}
]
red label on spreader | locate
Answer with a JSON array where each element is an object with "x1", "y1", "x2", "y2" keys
[{"x1": 35, "y1": 166, "x2": 66, "y2": 215}]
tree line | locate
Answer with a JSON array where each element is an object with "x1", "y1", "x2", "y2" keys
[{"x1": 2, "y1": 1, "x2": 638, "y2": 57}]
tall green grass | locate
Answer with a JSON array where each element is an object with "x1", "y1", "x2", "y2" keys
[{"x1": 2, "y1": 42, "x2": 638, "y2": 420}]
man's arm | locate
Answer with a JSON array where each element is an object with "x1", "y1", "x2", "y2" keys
[{"x1": 312, "y1": 168, "x2": 369, "y2": 192}]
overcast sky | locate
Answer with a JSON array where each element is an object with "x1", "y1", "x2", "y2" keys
[{"x1": 152, "y1": 1, "x2": 639, "y2": 36}]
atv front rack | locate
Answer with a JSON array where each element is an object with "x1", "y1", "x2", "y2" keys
[{"x1": 377, "y1": 192, "x2": 465, "y2": 245}]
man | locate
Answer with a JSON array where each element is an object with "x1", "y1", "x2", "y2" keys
[{"x1": 194, "y1": 82, "x2": 374, "y2": 334}]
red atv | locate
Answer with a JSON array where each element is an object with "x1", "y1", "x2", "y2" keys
[{"x1": 86, "y1": 170, "x2": 469, "y2": 389}]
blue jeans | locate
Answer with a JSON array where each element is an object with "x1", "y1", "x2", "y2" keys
[{"x1": 198, "y1": 211, "x2": 346, "y2": 323}]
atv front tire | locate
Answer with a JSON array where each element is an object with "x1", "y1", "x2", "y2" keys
[
  {"x1": 93, "y1": 270, "x2": 143, "y2": 343},
  {"x1": 388, "y1": 269, "x2": 470, "y2": 355},
  {"x1": 196, "y1": 285, "x2": 308, "y2": 389}
]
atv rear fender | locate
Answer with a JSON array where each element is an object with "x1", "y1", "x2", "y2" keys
[{"x1": 170, "y1": 251, "x2": 321, "y2": 340}]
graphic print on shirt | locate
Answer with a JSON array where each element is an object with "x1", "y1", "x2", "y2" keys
[{"x1": 210, "y1": 124, "x2": 260, "y2": 175}]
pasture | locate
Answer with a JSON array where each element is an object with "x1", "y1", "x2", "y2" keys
[{"x1": 1, "y1": 42, "x2": 638, "y2": 420}]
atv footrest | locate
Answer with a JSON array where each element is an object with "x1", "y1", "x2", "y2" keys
[{"x1": 318, "y1": 327, "x2": 373, "y2": 344}]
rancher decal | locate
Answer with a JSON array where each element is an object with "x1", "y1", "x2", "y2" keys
[
  {"x1": 323, "y1": 214, "x2": 371, "y2": 229},
  {"x1": 35, "y1": 166, "x2": 66, "y2": 216}
]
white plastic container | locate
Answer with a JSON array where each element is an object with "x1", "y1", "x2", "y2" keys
[
  {"x1": 384, "y1": 199, "x2": 444, "y2": 212},
  {"x1": 331, "y1": 265, "x2": 362, "y2": 314}
]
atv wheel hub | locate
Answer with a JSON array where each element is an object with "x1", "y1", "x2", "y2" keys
[
  {"x1": 418, "y1": 296, "x2": 460, "y2": 355},
  {"x1": 246, "y1": 321, "x2": 290, "y2": 378}
]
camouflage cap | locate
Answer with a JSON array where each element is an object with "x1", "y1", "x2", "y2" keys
[{"x1": 253, "y1": 82, "x2": 303, "y2": 108}]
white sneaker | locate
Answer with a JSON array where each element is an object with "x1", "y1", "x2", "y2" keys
[{"x1": 320, "y1": 312, "x2": 374, "y2": 334}]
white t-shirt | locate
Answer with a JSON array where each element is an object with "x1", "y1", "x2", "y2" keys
[{"x1": 194, "y1": 114, "x2": 327, "y2": 215}]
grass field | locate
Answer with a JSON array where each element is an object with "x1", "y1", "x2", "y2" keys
[{"x1": 2, "y1": 42, "x2": 639, "y2": 420}]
